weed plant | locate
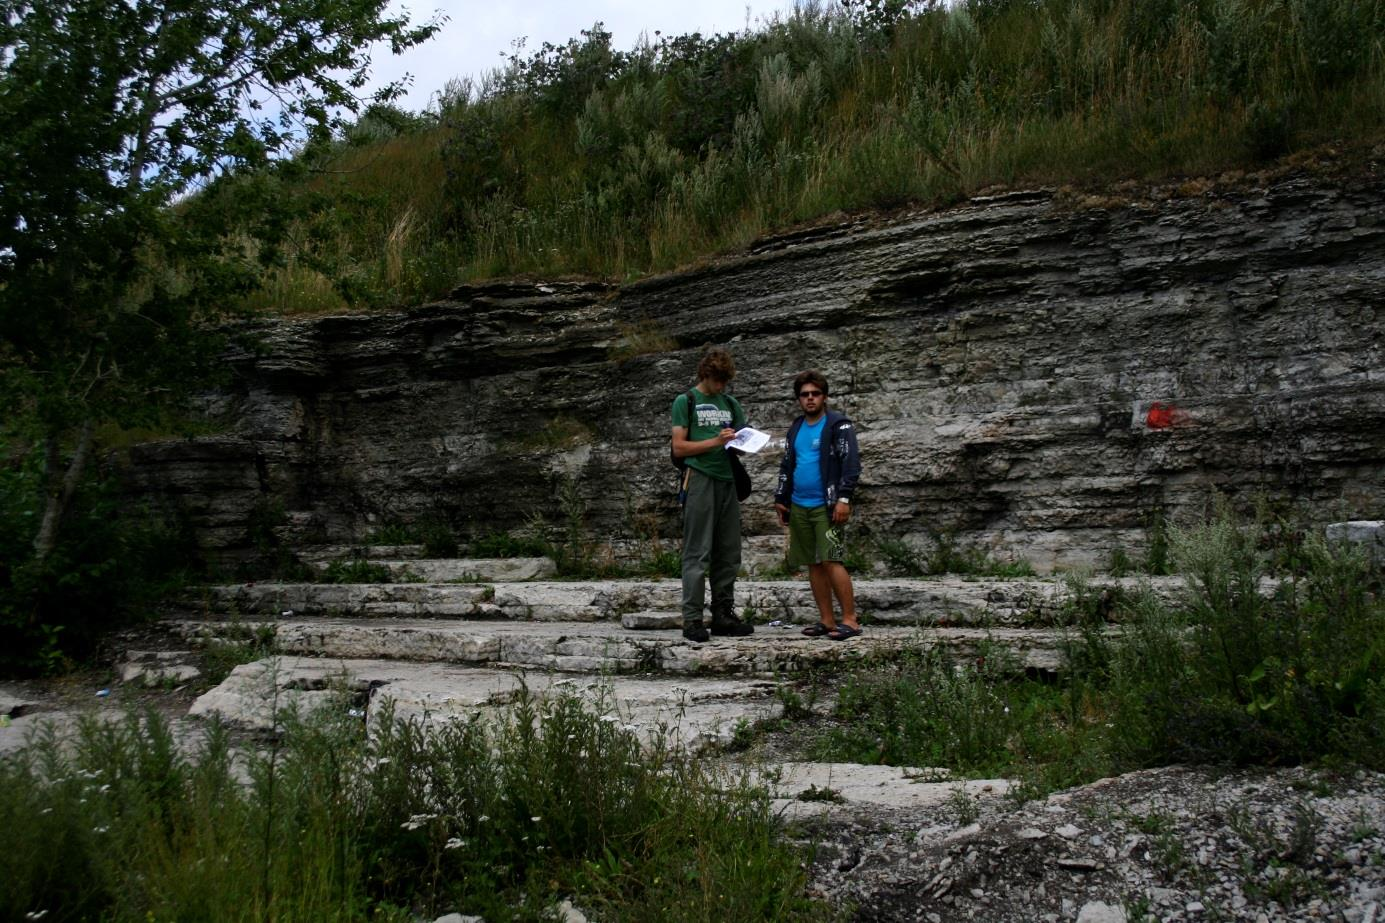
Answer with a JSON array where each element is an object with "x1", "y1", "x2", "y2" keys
[
  {"x1": 813, "y1": 510, "x2": 1385, "y2": 792},
  {"x1": 2, "y1": 689, "x2": 816, "y2": 922},
  {"x1": 238, "y1": 498, "x2": 315, "y2": 582},
  {"x1": 241, "y1": 0, "x2": 1385, "y2": 310},
  {"x1": 418, "y1": 517, "x2": 461, "y2": 558},
  {"x1": 321, "y1": 557, "x2": 394, "y2": 584},
  {"x1": 873, "y1": 529, "x2": 1035, "y2": 577},
  {"x1": 1096, "y1": 513, "x2": 1385, "y2": 767},
  {"x1": 365, "y1": 522, "x2": 419, "y2": 545},
  {"x1": 362, "y1": 516, "x2": 457, "y2": 557},
  {"x1": 469, "y1": 530, "x2": 551, "y2": 559},
  {"x1": 813, "y1": 643, "x2": 1101, "y2": 782},
  {"x1": 202, "y1": 621, "x2": 280, "y2": 684}
]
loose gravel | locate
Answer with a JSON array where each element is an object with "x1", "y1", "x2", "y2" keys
[{"x1": 793, "y1": 764, "x2": 1385, "y2": 922}]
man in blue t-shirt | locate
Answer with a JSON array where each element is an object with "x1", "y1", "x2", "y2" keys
[
  {"x1": 670, "y1": 347, "x2": 754, "y2": 643},
  {"x1": 773, "y1": 370, "x2": 863, "y2": 640}
]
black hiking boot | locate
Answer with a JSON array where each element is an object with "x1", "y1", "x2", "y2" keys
[
  {"x1": 682, "y1": 623, "x2": 711, "y2": 643},
  {"x1": 709, "y1": 613, "x2": 754, "y2": 637}
]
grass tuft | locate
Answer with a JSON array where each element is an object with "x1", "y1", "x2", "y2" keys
[
  {"x1": 810, "y1": 508, "x2": 1385, "y2": 795},
  {"x1": 2, "y1": 689, "x2": 818, "y2": 922},
  {"x1": 234, "y1": 0, "x2": 1385, "y2": 309}
]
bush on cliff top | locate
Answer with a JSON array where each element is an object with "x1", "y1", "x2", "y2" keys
[{"x1": 258, "y1": 0, "x2": 1385, "y2": 311}]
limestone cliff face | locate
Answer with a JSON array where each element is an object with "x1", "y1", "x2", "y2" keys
[{"x1": 126, "y1": 175, "x2": 1385, "y2": 570}]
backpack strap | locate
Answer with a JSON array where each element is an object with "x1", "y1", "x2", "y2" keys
[{"x1": 724, "y1": 392, "x2": 745, "y2": 429}]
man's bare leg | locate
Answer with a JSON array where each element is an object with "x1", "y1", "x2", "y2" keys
[
  {"x1": 807, "y1": 563, "x2": 837, "y2": 629},
  {"x1": 823, "y1": 561, "x2": 858, "y2": 629}
]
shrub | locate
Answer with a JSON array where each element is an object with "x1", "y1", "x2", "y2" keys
[
  {"x1": 418, "y1": 516, "x2": 460, "y2": 558},
  {"x1": 2, "y1": 691, "x2": 817, "y2": 922},
  {"x1": 817, "y1": 644, "x2": 1051, "y2": 773},
  {"x1": 813, "y1": 509, "x2": 1385, "y2": 792},
  {"x1": 469, "y1": 530, "x2": 551, "y2": 559},
  {"x1": 0, "y1": 462, "x2": 202, "y2": 675},
  {"x1": 240, "y1": 0, "x2": 1385, "y2": 307},
  {"x1": 1078, "y1": 511, "x2": 1385, "y2": 768},
  {"x1": 321, "y1": 558, "x2": 393, "y2": 584}
]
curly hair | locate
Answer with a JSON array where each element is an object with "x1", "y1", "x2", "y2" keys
[
  {"x1": 793, "y1": 369, "x2": 829, "y2": 398},
  {"x1": 697, "y1": 347, "x2": 736, "y2": 384}
]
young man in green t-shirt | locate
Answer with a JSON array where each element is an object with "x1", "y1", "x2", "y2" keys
[{"x1": 670, "y1": 347, "x2": 754, "y2": 643}]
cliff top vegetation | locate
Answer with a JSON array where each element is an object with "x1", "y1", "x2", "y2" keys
[{"x1": 248, "y1": 0, "x2": 1385, "y2": 314}]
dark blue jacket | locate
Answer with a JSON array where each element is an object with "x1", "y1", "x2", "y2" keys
[{"x1": 774, "y1": 410, "x2": 861, "y2": 509}]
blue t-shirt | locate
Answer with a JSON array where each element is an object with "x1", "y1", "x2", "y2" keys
[{"x1": 791, "y1": 417, "x2": 827, "y2": 507}]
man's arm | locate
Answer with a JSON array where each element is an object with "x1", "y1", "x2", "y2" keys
[
  {"x1": 831, "y1": 421, "x2": 862, "y2": 525},
  {"x1": 836, "y1": 422, "x2": 862, "y2": 498},
  {"x1": 672, "y1": 426, "x2": 735, "y2": 458},
  {"x1": 774, "y1": 419, "x2": 798, "y2": 525}
]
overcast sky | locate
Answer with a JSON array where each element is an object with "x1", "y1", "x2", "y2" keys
[{"x1": 369, "y1": 1, "x2": 801, "y2": 112}]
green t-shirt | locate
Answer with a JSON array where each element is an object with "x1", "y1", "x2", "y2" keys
[{"x1": 671, "y1": 388, "x2": 746, "y2": 481}]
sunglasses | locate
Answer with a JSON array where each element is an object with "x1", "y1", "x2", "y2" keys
[{"x1": 797, "y1": 389, "x2": 824, "y2": 398}]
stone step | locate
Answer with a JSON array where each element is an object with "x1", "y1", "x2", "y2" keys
[
  {"x1": 304, "y1": 557, "x2": 557, "y2": 583},
  {"x1": 751, "y1": 763, "x2": 1013, "y2": 822},
  {"x1": 119, "y1": 650, "x2": 203, "y2": 687},
  {"x1": 620, "y1": 610, "x2": 680, "y2": 630},
  {"x1": 298, "y1": 544, "x2": 428, "y2": 562},
  {"x1": 189, "y1": 655, "x2": 784, "y2": 750},
  {"x1": 183, "y1": 576, "x2": 1181, "y2": 627},
  {"x1": 171, "y1": 617, "x2": 1076, "y2": 677}
]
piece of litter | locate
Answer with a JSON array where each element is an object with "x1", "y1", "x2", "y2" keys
[
  {"x1": 95, "y1": 688, "x2": 110, "y2": 698},
  {"x1": 768, "y1": 619, "x2": 784, "y2": 627},
  {"x1": 281, "y1": 609, "x2": 294, "y2": 617},
  {"x1": 347, "y1": 708, "x2": 365, "y2": 718}
]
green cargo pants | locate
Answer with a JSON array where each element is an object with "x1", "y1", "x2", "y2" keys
[{"x1": 681, "y1": 469, "x2": 741, "y2": 628}]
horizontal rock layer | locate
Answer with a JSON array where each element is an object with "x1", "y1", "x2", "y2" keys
[
  {"x1": 174, "y1": 618, "x2": 1073, "y2": 676},
  {"x1": 125, "y1": 177, "x2": 1385, "y2": 569},
  {"x1": 181, "y1": 575, "x2": 1181, "y2": 627}
]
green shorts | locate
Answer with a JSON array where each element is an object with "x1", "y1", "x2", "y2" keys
[{"x1": 786, "y1": 503, "x2": 847, "y2": 567}]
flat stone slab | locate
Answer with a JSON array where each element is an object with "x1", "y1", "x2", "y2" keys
[
  {"x1": 0, "y1": 688, "x2": 40, "y2": 717},
  {"x1": 119, "y1": 650, "x2": 202, "y2": 686},
  {"x1": 173, "y1": 618, "x2": 1075, "y2": 676},
  {"x1": 1326, "y1": 520, "x2": 1385, "y2": 562},
  {"x1": 190, "y1": 656, "x2": 781, "y2": 749},
  {"x1": 620, "y1": 610, "x2": 680, "y2": 630},
  {"x1": 186, "y1": 582, "x2": 502, "y2": 619},
  {"x1": 306, "y1": 557, "x2": 557, "y2": 582},
  {"x1": 185, "y1": 576, "x2": 1183, "y2": 626},
  {"x1": 0, "y1": 687, "x2": 212, "y2": 760},
  {"x1": 751, "y1": 761, "x2": 1013, "y2": 820},
  {"x1": 299, "y1": 544, "x2": 427, "y2": 562}
]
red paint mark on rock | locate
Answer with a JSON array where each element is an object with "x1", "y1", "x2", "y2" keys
[{"x1": 1146, "y1": 403, "x2": 1178, "y2": 429}]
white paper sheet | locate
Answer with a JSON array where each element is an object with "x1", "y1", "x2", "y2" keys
[{"x1": 727, "y1": 427, "x2": 771, "y2": 454}]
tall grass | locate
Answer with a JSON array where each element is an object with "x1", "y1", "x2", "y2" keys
[
  {"x1": 2, "y1": 689, "x2": 815, "y2": 922},
  {"x1": 247, "y1": 0, "x2": 1385, "y2": 310},
  {"x1": 813, "y1": 510, "x2": 1385, "y2": 792}
]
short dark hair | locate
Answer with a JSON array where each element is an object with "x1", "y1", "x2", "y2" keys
[
  {"x1": 793, "y1": 370, "x2": 829, "y2": 398},
  {"x1": 697, "y1": 347, "x2": 736, "y2": 383}
]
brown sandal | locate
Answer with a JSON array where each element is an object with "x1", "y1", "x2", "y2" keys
[{"x1": 801, "y1": 623, "x2": 833, "y2": 637}]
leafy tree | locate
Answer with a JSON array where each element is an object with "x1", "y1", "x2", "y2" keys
[{"x1": 0, "y1": 0, "x2": 439, "y2": 656}]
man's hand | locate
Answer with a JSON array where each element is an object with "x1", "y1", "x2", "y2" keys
[
  {"x1": 832, "y1": 501, "x2": 851, "y2": 525},
  {"x1": 774, "y1": 503, "x2": 790, "y2": 526},
  {"x1": 672, "y1": 425, "x2": 738, "y2": 458}
]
